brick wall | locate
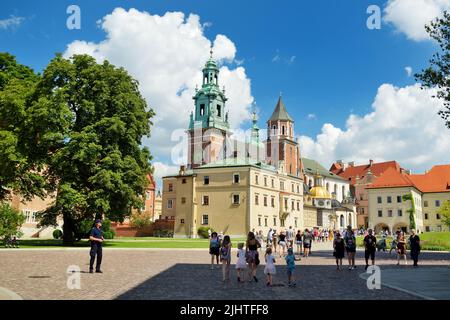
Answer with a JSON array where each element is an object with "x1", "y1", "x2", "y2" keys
[{"x1": 112, "y1": 219, "x2": 175, "y2": 237}]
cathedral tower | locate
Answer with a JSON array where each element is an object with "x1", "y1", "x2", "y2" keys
[{"x1": 187, "y1": 49, "x2": 230, "y2": 169}]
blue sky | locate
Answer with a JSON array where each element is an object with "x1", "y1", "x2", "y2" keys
[{"x1": 1, "y1": 0, "x2": 449, "y2": 181}]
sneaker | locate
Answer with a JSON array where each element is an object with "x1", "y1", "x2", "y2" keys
[
  {"x1": 89, "y1": 269, "x2": 94, "y2": 274},
  {"x1": 266, "y1": 282, "x2": 270, "y2": 286},
  {"x1": 352, "y1": 266, "x2": 357, "y2": 270},
  {"x1": 348, "y1": 267, "x2": 352, "y2": 270},
  {"x1": 365, "y1": 265, "x2": 368, "y2": 271}
]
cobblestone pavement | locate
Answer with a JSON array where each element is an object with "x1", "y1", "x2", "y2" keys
[{"x1": 0, "y1": 242, "x2": 448, "y2": 300}]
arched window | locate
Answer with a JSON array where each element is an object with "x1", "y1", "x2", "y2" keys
[
  {"x1": 282, "y1": 126, "x2": 285, "y2": 135},
  {"x1": 326, "y1": 183, "x2": 329, "y2": 191},
  {"x1": 334, "y1": 184, "x2": 337, "y2": 195},
  {"x1": 340, "y1": 215, "x2": 345, "y2": 228},
  {"x1": 216, "y1": 105, "x2": 221, "y2": 117},
  {"x1": 200, "y1": 104, "x2": 205, "y2": 116}
]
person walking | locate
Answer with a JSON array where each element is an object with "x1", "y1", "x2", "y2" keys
[
  {"x1": 333, "y1": 232, "x2": 345, "y2": 270},
  {"x1": 209, "y1": 232, "x2": 220, "y2": 269},
  {"x1": 390, "y1": 232, "x2": 398, "y2": 255},
  {"x1": 363, "y1": 229, "x2": 377, "y2": 270},
  {"x1": 344, "y1": 225, "x2": 356, "y2": 270},
  {"x1": 220, "y1": 235, "x2": 232, "y2": 282},
  {"x1": 267, "y1": 228, "x2": 273, "y2": 249},
  {"x1": 302, "y1": 229, "x2": 312, "y2": 258},
  {"x1": 264, "y1": 247, "x2": 276, "y2": 287},
  {"x1": 295, "y1": 230, "x2": 303, "y2": 256},
  {"x1": 286, "y1": 226, "x2": 294, "y2": 248},
  {"x1": 235, "y1": 243, "x2": 247, "y2": 282},
  {"x1": 278, "y1": 230, "x2": 287, "y2": 257},
  {"x1": 246, "y1": 232, "x2": 261, "y2": 282},
  {"x1": 396, "y1": 232, "x2": 407, "y2": 265},
  {"x1": 256, "y1": 230, "x2": 264, "y2": 252},
  {"x1": 89, "y1": 219, "x2": 104, "y2": 274},
  {"x1": 285, "y1": 247, "x2": 296, "y2": 287},
  {"x1": 272, "y1": 229, "x2": 278, "y2": 253},
  {"x1": 409, "y1": 229, "x2": 421, "y2": 267}
]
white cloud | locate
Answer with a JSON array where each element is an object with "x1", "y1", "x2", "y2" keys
[
  {"x1": 152, "y1": 161, "x2": 179, "y2": 188},
  {"x1": 289, "y1": 55, "x2": 296, "y2": 63},
  {"x1": 384, "y1": 0, "x2": 450, "y2": 41},
  {"x1": 307, "y1": 113, "x2": 317, "y2": 120},
  {"x1": 405, "y1": 66, "x2": 413, "y2": 77},
  {"x1": 64, "y1": 8, "x2": 253, "y2": 163},
  {"x1": 272, "y1": 54, "x2": 280, "y2": 62},
  {"x1": 299, "y1": 83, "x2": 450, "y2": 173},
  {"x1": 0, "y1": 15, "x2": 25, "y2": 30}
]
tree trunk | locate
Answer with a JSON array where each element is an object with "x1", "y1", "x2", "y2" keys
[{"x1": 62, "y1": 213, "x2": 75, "y2": 246}]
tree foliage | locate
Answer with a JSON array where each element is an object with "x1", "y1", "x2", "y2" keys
[
  {"x1": 438, "y1": 200, "x2": 450, "y2": 228},
  {"x1": 415, "y1": 11, "x2": 450, "y2": 128},
  {"x1": 0, "y1": 202, "x2": 25, "y2": 239}
]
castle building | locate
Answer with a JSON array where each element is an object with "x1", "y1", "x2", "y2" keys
[
  {"x1": 367, "y1": 165, "x2": 450, "y2": 234},
  {"x1": 162, "y1": 52, "x2": 355, "y2": 237}
]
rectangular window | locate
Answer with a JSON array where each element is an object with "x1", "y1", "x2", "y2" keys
[
  {"x1": 291, "y1": 200, "x2": 295, "y2": 211},
  {"x1": 255, "y1": 195, "x2": 259, "y2": 205},
  {"x1": 204, "y1": 176, "x2": 209, "y2": 185},
  {"x1": 271, "y1": 179, "x2": 275, "y2": 188},
  {"x1": 388, "y1": 210, "x2": 393, "y2": 217},
  {"x1": 271, "y1": 197, "x2": 275, "y2": 208},
  {"x1": 233, "y1": 173, "x2": 240, "y2": 184},
  {"x1": 264, "y1": 217, "x2": 268, "y2": 227},
  {"x1": 437, "y1": 214, "x2": 441, "y2": 220},
  {"x1": 258, "y1": 217, "x2": 261, "y2": 227},
  {"x1": 202, "y1": 195, "x2": 209, "y2": 206},
  {"x1": 181, "y1": 197, "x2": 186, "y2": 204},
  {"x1": 263, "y1": 196, "x2": 268, "y2": 207},
  {"x1": 168, "y1": 199, "x2": 173, "y2": 209},
  {"x1": 377, "y1": 196, "x2": 382, "y2": 204},
  {"x1": 292, "y1": 184, "x2": 295, "y2": 193},
  {"x1": 378, "y1": 210, "x2": 382, "y2": 217},
  {"x1": 424, "y1": 213, "x2": 429, "y2": 220},
  {"x1": 180, "y1": 219, "x2": 185, "y2": 224},
  {"x1": 397, "y1": 209, "x2": 402, "y2": 217},
  {"x1": 297, "y1": 201, "x2": 300, "y2": 211},
  {"x1": 387, "y1": 196, "x2": 392, "y2": 203},
  {"x1": 168, "y1": 184, "x2": 173, "y2": 192},
  {"x1": 146, "y1": 191, "x2": 151, "y2": 200},
  {"x1": 273, "y1": 217, "x2": 277, "y2": 226},
  {"x1": 264, "y1": 177, "x2": 268, "y2": 187},
  {"x1": 255, "y1": 175, "x2": 259, "y2": 185},
  {"x1": 233, "y1": 194, "x2": 240, "y2": 205},
  {"x1": 280, "y1": 181, "x2": 285, "y2": 191},
  {"x1": 284, "y1": 198, "x2": 288, "y2": 210},
  {"x1": 397, "y1": 196, "x2": 402, "y2": 203},
  {"x1": 297, "y1": 185, "x2": 300, "y2": 194},
  {"x1": 424, "y1": 201, "x2": 428, "y2": 207},
  {"x1": 435, "y1": 200, "x2": 441, "y2": 207},
  {"x1": 280, "y1": 219, "x2": 285, "y2": 227},
  {"x1": 182, "y1": 179, "x2": 186, "y2": 184},
  {"x1": 202, "y1": 215, "x2": 208, "y2": 225}
]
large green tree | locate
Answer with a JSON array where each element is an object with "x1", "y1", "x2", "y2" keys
[
  {"x1": 0, "y1": 53, "x2": 47, "y2": 201},
  {"x1": 416, "y1": 11, "x2": 450, "y2": 128},
  {"x1": 438, "y1": 200, "x2": 450, "y2": 228},
  {"x1": 0, "y1": 202, "x2": 25, "y2": 240},
  {"x1": 31, "y1": 54, "x2": 155, "y2": 245}
]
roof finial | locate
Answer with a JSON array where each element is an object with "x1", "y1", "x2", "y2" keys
[
  {"x1": 279, "y1": 91, "x2": 282, "y2": 97},
  {"x1": 210, "y1": 45, "x2": 213, "y2": 58}
]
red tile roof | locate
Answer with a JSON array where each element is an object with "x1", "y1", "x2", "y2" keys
[
  {"x1": 367, "y1": 165, "x2": 450, "y2": 193},
  {"x1": 330, "y1": 161, "x2": 401, "y2": 185}
]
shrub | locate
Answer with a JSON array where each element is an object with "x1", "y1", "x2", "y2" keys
[
  {"x1": 52, "y1": 229, "x2": 63, "y2": 240},
  {"x1": 130, "y1": 212, "x2": 153, "y2": 228},
  {"x1": 197, "y1": 226, "x2": 212, "y2": 239},
  {"x1": 103, "y1": 230, "x2": 115, "y2": 239}
]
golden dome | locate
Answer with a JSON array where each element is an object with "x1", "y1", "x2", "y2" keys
[{"x1": 309, "y1": 186, "x2": 332, "y2": 199}]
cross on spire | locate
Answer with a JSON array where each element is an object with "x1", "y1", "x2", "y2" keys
[{"x1": 210, "y1": 45, "x2": 213, "y2": 58}]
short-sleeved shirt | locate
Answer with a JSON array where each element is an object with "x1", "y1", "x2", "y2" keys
[
  {"x1": 364, "y1": 235, "x2": 377, "y2": 251},
  {"x1": 344, "y1": 234, "x2": 356, "y2": 250},
  {"x1": 409, "y1": 235, "x2": 421, "y2": 251},
  {"x1": 90, "y1": 227, "x2": 103, "y2": 246},
  {"x1": 285, "y1": 254, "x2": 295, "y2": 271}
]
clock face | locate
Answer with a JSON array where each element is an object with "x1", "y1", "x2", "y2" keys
[{"x1": 318, "y1": 200, "x2": 325, "y2": 206}]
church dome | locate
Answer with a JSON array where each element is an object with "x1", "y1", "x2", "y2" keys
[{"x1": 309, "y1": 186, "x2": 331, "y2": 199}]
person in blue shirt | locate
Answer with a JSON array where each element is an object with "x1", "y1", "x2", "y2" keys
[
  {"x1": 89, "y1": 219, "x2": 104, "y2": 273},
  {"x1": 285, "y1": 247, "x2": 296, "y2": 287}
]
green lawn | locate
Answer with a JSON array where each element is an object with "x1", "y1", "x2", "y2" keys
[
  {"x1": 1, "y1": 236, "x2": 247, "y2": 249},
  {"x1": 356, "y1": 232, "x2": 450, "y2": 251}
]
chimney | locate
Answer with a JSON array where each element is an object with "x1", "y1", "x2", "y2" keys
[
  {"x1": 369, "y1": 159, "x2": 374, "y2": 167},
  {"x1": 348, "y1": 161, "x2": 355, "y2": 167},
  {"x1": 405, "y1": 169, "x2": 411, "y2": 175},
  {"x1": 337, "y1": 160, "x2": 344, "y2": 166},
  {"x1": 179, "y1": 165, "x2": 186, "y2": 176}
]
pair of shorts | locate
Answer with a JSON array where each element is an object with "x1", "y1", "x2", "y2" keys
[
  {"x1": 365, "y1": 249, "x2": 375, "y2": 260},
  {"x1": 303, "y1": 243, "x2": 311, "y2": 249},
  {"x1": 287, "y1": 268, "x2": 295, "y2": 276},
  {"x1": 295, "y1": 241, "x2": 302, "y2": 245},
  {"x1": 279, "y1": 241, "x2": 286, "y2": 247},
  {"x1": 209, "y1": 247, "x2": 219, "y2": 256},
  {"x1": 346, "y1": 247, "x2": 356, "y2": 253}
]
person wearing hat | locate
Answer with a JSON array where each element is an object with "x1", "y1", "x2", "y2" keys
[{"x1": 89, "y1": 219, "x2": 104, "y2": 273}]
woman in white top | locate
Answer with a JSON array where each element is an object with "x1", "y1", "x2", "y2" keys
[{"x1": 264, "y1": 247, "x2": 276, "y2": 287}]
